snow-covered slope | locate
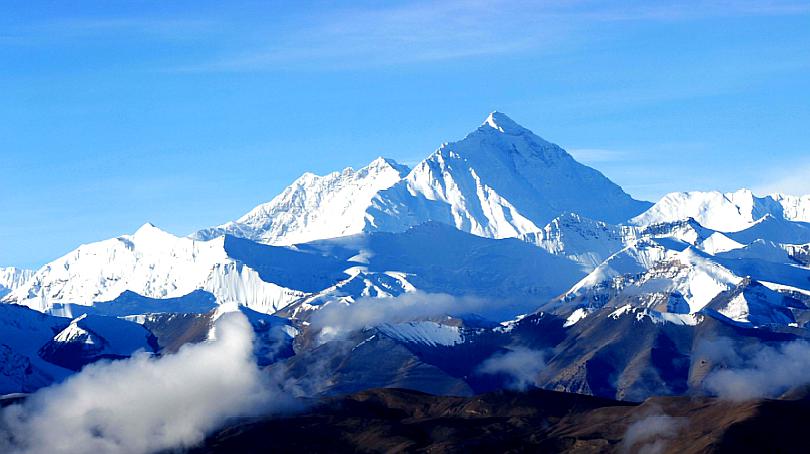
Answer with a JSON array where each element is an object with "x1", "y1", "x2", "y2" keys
[
  {"x1": 281, "y1": 222, "x2": 589, "y2": 320},
  {"x1": 726, "y1": 214, "x2": 810, "y2": 245},
  {"x1": 2, "y1": 224, "x2": 313, "y2": 315},
  {"x1": 521, "y1": 213, "x2": 633, "y2": 270},
  {"x1": 366, "y1": 112, "x2": 650, "y2": 237},
  {"x1": 194, "y1": 157, "x2": 409, "y2": 244},
  {"x1": 553, "y1": 222, "x2": 810, "y2": 329},
  {"x1": 377, "y1": 321, "x2": 464, "y2": 347},
  {"x1": 630, "y1": 189, "x2": 810, "y2": 232},
  {"x1": 39, "y1": 314, "x2": 157, "y2": 370},
  {"x1": 0, "y1": 304, "x2": 72, "y2": 393},
  {"x1": 0, "y1": 267, "x2": 34, "y2": 298},
  {"x1": 772, "y1": 193, "x2": 810, "y2": 221},
  {"x1": 4, "y1": 223, "x2": 227, "y2": 312},
  {"x1": 704, "y1": 279, "x2": 800, "y2": 327},
  {"x1": 194, "y1": 112, "x2": 650, "y2": 246},
  {"x1": 4, "y1": 220, "x2": 588, "y2": 321},
  {"x1": 521, "y1": 215, "x2": 736, "y2": 271}
]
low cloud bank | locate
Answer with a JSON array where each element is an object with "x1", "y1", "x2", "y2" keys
[
  {"x1": 702, "y1": 339, "x2": 810, "y2": 401},
  {"x1": 0, "y1": 312, "x2": 298, "y2": 454},
  {"x1": 475, "y1": 347, "x2": 545, "y2": 391},
  {"x1": 309, "y1": 292, "x2": 488, "y2": 341},
  {"x1": 620, "y1": 412, "x2": 687, "y2": 454}
]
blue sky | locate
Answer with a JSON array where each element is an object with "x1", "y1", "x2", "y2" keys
[{"x1": 2, "y1": 0, "x2": 809, "y2": 269}]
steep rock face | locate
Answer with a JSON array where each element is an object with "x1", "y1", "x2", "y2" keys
[
  {"x1": 550, "y1": 234, "x2": 810, "y2": 329},
  {"x1": 276, "y1": 299, "x2": 804, "y2": 402},
  {"x1": 704, "y1": 280, "x2": 803, "y2": 327},
  {"x1": 365, "y1": 112, "x2": 650, "y2": 237},
  {"x1": 541, "y1": 205, "x2": 810, "y2": 331},
  {"x1": 193, "y1": 157, "x2": 410, "y2": 245},
  {"x1": 521, "y1": 213, "x2": 632, "y2": 270},
  {"x1": 630, "y1": 189, "x2": 810, "y2": 232},
  {"x1": 772, "y1": 193, "x2": 810, "y2": 221},
  {"x1": 272, "y1": 331, "x2": 475, "y2": 398},
  {"x1": 0, "y1": 267, "x2": 34, "y2": 298}
]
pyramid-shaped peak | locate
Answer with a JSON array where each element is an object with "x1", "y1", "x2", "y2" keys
[
  {"x1": 481, "y1": 111, "x2": 526, "y2": 134},
  {"x1": 364, "y1": 156, "x2": 410, "y2": 176},
  {"x1": 132, "y1": 222, "x2": 171, "y2": 238},
  {"x1": 368, "y1": 156, "x2": 403, "y2": 169},
  {"x1": 134, "y1": 222, "x2": 158, "y2": 234}
]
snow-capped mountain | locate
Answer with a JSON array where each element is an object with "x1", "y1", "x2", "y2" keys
[
  {"x1": 0, "y1": 304, "x2": 163, "y2": 393},
  {"x1": 194, "y1": 112, "x2": 650, "y2": 246},
  {"x1": 4, "y1": 221, "x2": 587, "y2": 323},
  {"x1": 3, "y1": 223, "x2": 308, "y2": 315},
  {"x1": 365, "y1": 112, "x2": 651, "y2": 237},
  {"x1": 548, "y1": 220, "x2": 810, "y2": 329},
  {"x1": 630, "y1": 188, "x2": 810, "y2": 232},
  {"x1": 193, "y1": 157, "x2": 410, "y2": 244},
  {"x1": 3, "y1": 110, "x2": 810, "y2": 403}
]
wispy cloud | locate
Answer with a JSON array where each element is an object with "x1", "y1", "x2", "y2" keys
[
  {"x1": 475, "y1": 347, "x2": 546, "y2": 390},
  {"x1": 620, "y1": 410, "x2": 687, "y2": 454},
  {"x1": 176, "y1": 0, "x2": 810, "y2": 72},
  {"x1": 572, "y1": 0, "x2": 810, "y2": 22},
  {"x1": 752, "y1": 158, "x2": 810, "y2": 196},
  {"x1": 176, "y1": 0, "x2": 559, "y2": 71},
  {"x1": 309, "y1": 292, "x2": 488, "y2": 342},
  {"x1": 7, "y1": 1, "x2": 809, "y2": 71},
  {"x1": 700, "y1": 338, "x2": 810, "y2": 401}
]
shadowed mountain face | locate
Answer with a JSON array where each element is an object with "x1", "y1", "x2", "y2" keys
[
  {"x1": 191, "y1": 387, "x2": 810, "y2": 454},
  {"x1": 269, "y1": 305, "x2": 806, "y2": 403}
]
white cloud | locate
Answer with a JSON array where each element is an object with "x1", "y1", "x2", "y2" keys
[
  {"x1": 703, "y1": 340, "x2": 810, "y2": 401},
  {"x1": 475, "y1": 347, "x2": 546, "y2": 390},
  {"x1": 0, "y1": 312, "x2": 299, "y2": 454},
  {"x1": 309, "y1": 292, "x2": 488, "y2": 342},
  {"x1": 620, "y1": 412, "x2": 687, "y2": 454}
]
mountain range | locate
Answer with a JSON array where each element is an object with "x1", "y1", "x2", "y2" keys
[{"x1": 2, "y1": 112, "x2": 810, "y2": 407}]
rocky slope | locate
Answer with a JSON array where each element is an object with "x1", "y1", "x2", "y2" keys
[{"x1": 193, "y1": 387, "x2": 810, "y2": 454}]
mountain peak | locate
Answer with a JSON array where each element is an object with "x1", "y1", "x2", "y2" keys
[
  {"x1": 135, "y1": 222, "x2": 158, "y2": 234},
  {"x1": 368, "y1": 156, "x2": 394, "y2": 167},
  {"x1": 366, "y1": 157, "x2": 410, "y2": 176},
  {"x1": 132, "y1": 222, "x2": 172, "y2": 239},
  {"x1": 481, "y1": 111, "x2": 525, "y2": 134}
]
